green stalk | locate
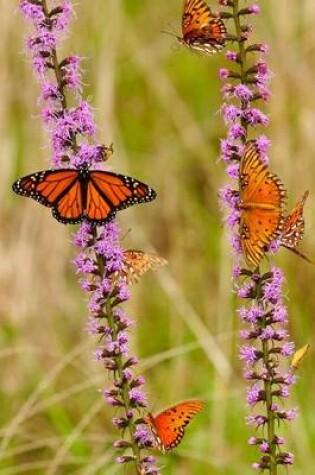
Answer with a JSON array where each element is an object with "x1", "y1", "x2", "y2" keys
[
  {"x1": 262, "y1": 340, "x2": 277, "y2": 474},
  {"x1": 40, "y1": 3, "x2": 143, "y2": 472},
  {"x1": 232, "y1": 2, "x2": 277, "y2": 473},
  {"x1": 232, "y1": 0, "x2": 249, "y2": 142},
  {"x1": 41, "y1": 0, "x2": 78, "y2": 156},
  {"x1": 106, "y1": 299, "x2": 143, "y2": 475}
]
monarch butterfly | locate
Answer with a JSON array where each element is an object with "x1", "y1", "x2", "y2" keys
[
  {"x1": 12, "y1": 167, "x2": 156, "y2": 225},
  {"x1": 239, "y1": 142, "x2": 287, "y2": 268},
  {"x1": 178, "y1": 0, "x2": 226, "y2": 54},
  {"x1": 144, "y1": 400, "x2": 204, "y2": 452},
  {"x1": 280, "y1": 191, "x2": 313, "y2": 264},
  {"x1": 120, "y1": 250, "x2": 168, "y2": 285}
]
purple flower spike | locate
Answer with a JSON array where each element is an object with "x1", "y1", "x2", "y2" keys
[
  {"x1": 217, "y1": 0, "x2": 302, "y2": 472},
  {"x1": 18, "y1": 1, "x2": 159, "y2": 473}
]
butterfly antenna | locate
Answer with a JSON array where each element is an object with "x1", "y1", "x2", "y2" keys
[
  {"x1": 301, "y1": 190, "x2": 310, "y2": 203},
  {"x1": 161, "y1": 29, "x2": 178, "y2": 40},
  {"x1": 161, "y1": 22, "x2": 179, "y2": 40},
  {"x1": 120, "y1": 228, "x2": 132, "y2": 242},
  {"x1": 283, "y1": 245, "x2": 314, "y2": 265}
]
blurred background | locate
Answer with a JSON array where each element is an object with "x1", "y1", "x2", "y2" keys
[{"x1": 1, "y1": 0, "x2": 315, "y2": 473}]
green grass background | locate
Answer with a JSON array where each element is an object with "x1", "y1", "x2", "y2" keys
[{"x1": 1, "y1": 0, "x2": 315, "y2": 473}]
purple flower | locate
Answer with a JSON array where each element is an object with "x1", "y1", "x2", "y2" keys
[
  {"x1": 219, "y1": 68, "x2": 230, "y2": 80},
  {"x1": 255, "y1": 134, "x2": 271, "y2": 154},
  {"x1": 230, "y1": 232, "x2": 242, "y2": 255},
  {"x1": 220, "y1": 138, "x2": 242, "y2": 162},
  {"x1": 228, "y1": 124, "x2": 246, "y2": 139},
  {"x1": 246, "y1": 415, "x2": 268, "y2": 427},
  {"x1": 249, "y1": 4, "x2": 260, "y2": 14},
  {"x1": 133, "y1": 426, "x2": 154, "y2": 447},
  {"x1": 234, "y1": 84, "x2": 253, "y2": 101},
  {"x1": 271, "y1": 304, "x2": 288, "y2": 323},
  {"x1": 283, "y1": 408, "x2": 298, "y2": 421},
  {"x1": 61, "y1": 55, "x2": 82, "y2": 91},
  {"x1": 74, "y1": 252, "x2": 96, "y2": 274},
  {"x1": 246, "y1": 384, "x2": 264, "y2": 406},
  {"x1": 281, "y1": 342, "x2": 295, "y2": 357},
  {"x1": 221, "y1": 104, "x2": 242, "y2": 124},
  {"x1": 226, "y1": 163, "x2": 240, "y2": 179},
  {"x1": 259, "y1": 441, "x2": 270, "y2": 453},
  {"x1": 232, "y1": 265, "x2": 242, "y2": 279},
  {"x1": 243, "y1": 107, "x2": 269, "y2": 126},
  {"x1": 226, "y1": 50, "x2": 239, "y2": 62},
  {"x1": 239, "y1": 345, "x2": 261, "y2": 364},
  {"x1": 52, "y1": 0, "x2": 73, "y2": 31},
  {"x1": 129, "y1": 388, "x2": 148, "y2": 408},
  {"x1": 20, "y1": 1, "x2": 45, "y2": 22},
  {"x1": 27, "y1": 31, "x2": 57, "y2": 53}
]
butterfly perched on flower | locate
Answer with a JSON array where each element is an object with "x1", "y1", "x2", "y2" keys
[
  {"x1": 120, "y1": 250, "x2": 168, "y2": 285},
  {"x1": 279, "y1": 191, "x2": 312, "y2": 263},
  {"x1": 239, "y1": 142, "x2": 287, "y2": 268},
  {"x1": 178, "y1": 0, "x2": 226, "y2": 54},
  {"x1": 12, "y1": 167, "x2": 156, "y2": 225},
  {"x1": 144, "y1": 400, "x2": 204, "y2": 452}
]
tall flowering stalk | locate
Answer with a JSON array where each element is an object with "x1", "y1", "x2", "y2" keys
[
  {"x1": 218, "y1": 1, "x2": 297, "y2": 472},
  {"x1": 19, "y1": 1, "x2": 158, "y2": 474}
]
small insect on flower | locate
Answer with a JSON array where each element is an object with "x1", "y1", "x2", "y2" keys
[
  {"x1": 144, "y1": 400, "x2": 204, "y2": 452},
  {"x1": 119, "y1": 250, "x2": 168, "y2": 285},
  {"x1": 12, "y1": 167, "x2": 156, "y2": 225},
  {"x1": 280, "y1": 191, "x2": 313, "y2": 264},
  {"x1": 177, "y1": 0, "x2": 226, "y2": 54},
  {"x1": 238, "y1": 142, "x2": 287, "y2": 268},
  {"x1": 291, "y1": 343, "x2": 310, "y2": 371}
]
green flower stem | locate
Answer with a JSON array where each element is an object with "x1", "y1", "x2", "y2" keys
[
  {"x1": 262, "y1": 337, "x2": 277, "y2": 474},
  {"x1": 39, "y1": 4, "x2": 144, "y2": 471},
  {"x1": 232, "y1": 0, "x2": 249, "y2": 141},
  {"x1": 95, "y1": 247, "x2": 144, "y2": 474},
  {"x1": 231, "y1": 2, "x2": 278, "y2": 473},
  {"x1": 41, "y1": 0, "x2": 78, "y2": 156},
  {"x1": 106, "y1": 299, "x2": 143, "y2": 475},
  {"x1": 42, "y1": 0, "x2": 67, "y2": 109}
]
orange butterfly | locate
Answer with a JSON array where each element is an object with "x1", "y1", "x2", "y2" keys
[
  {"x1": 239, "y1": 142, "x2": 287, "y2": 268},
  {"x1": 120, "y1": 250, "x2": 168, "y2": 285},
  {"x1": 12, "y1": 167, "x2": 156, "y2": 225},
  {"x1": 144, "y1": 400, "x2": 204, "y2": 451},
  {"x1": 178, "y1": 0, "x2": 226, "y2": 54},
  {"x1": 280, "y1": 191, "x2": 312, "y2": 263}
]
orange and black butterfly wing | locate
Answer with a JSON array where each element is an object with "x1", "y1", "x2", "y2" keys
[
  {"x1": 121, "y1": 250, "x2": 167, "y2": 284},
  {"x1": 281, "y1": 191, "x2": 312, "y2": 263},
  {"x1": 281, "y1": 191, "x2": 308, "y2": 249},
  {"x1": 181, "y1": 0, "x2": 226, "y2": 53},
  {"x1": 239, "y1": 143, "x2": 287, "y2": 268},
  {"x1": 145, "y1": 400, "x2": 204, "y2": 451},
  {"x1": 12, "y1": 169, "x2": 84, "y2": 224},
  {"x1": 87, "y1": 171, "x2": 156, "y2": 224}
]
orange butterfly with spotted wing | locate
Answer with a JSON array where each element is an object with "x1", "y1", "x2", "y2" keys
[
  {"x1": 120, "y1": 250, "x2": 168, "y2": 285},
  {"x1": 144, "y1": 400, "x2": 204, "y2": 452},
  {"x1": 239, "y1": 142, "x2": 287, "y2": 268},
  {"x1": 12, "y1": 167, "x2": 156, "y2": 225},
  {"x1": 280, "y1": 191, "x2": 313, "y2": 263},
  {"x1": 178, "y1": 0, "x2": 226, "y2": 53}
]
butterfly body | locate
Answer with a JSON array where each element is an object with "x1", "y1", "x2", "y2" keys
[
  {"x1": 179, "y1": 0, "x2": 226, "y2": 53},
  {"x1": 144, "y1": 400, "x2": 204, "y2": 452},
  {"x1": 12, "y1": 167, "x2": 156, "y2": 225},
  {"x1": 239, "y1": 143, "x2": 287, "y2": 268}
]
